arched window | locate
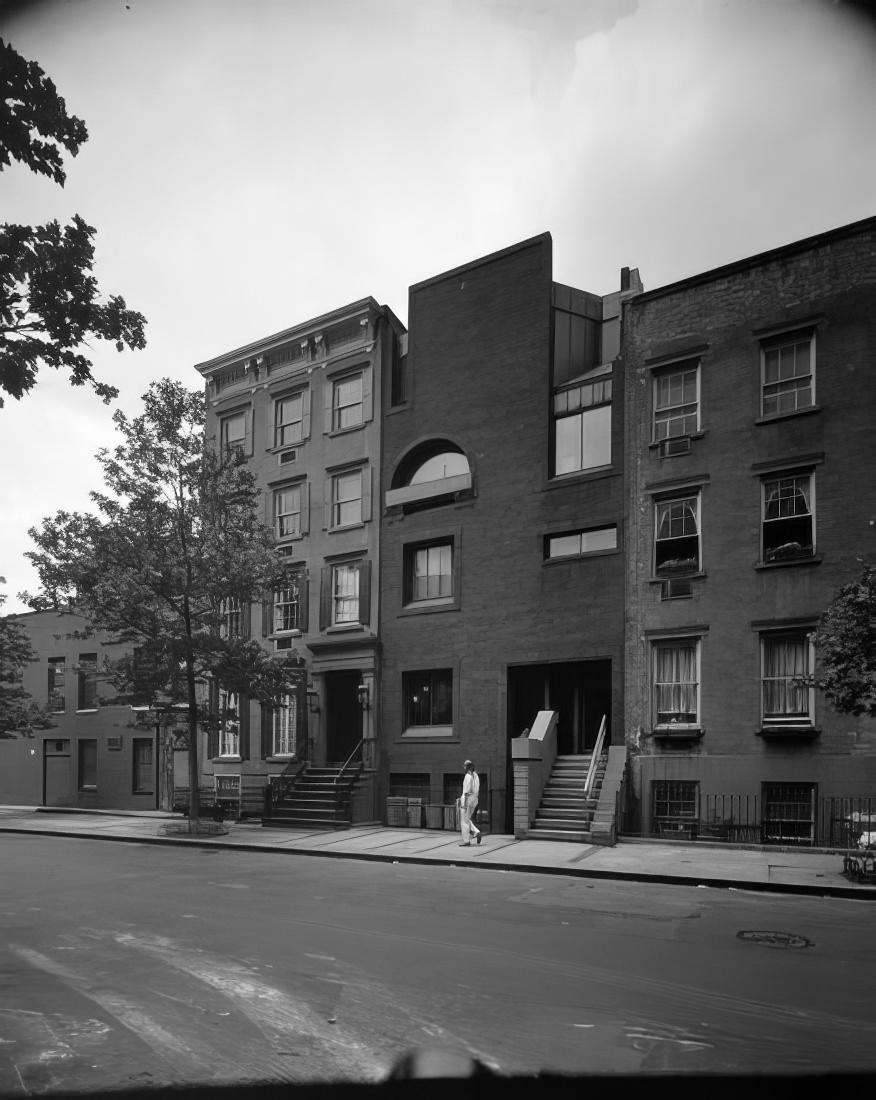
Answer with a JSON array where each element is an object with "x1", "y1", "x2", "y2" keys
[{"x1": 387, "y1": 440, "x2": 472, "y2": 511}]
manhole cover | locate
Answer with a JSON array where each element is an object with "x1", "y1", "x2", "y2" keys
[{"x1": 737, "y1": 930, "x2": 813, "y2": 949}]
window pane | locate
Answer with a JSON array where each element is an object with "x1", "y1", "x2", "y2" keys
[
  {"x1": 409, "y1": 452, "x2": 469, "y2": 484},
  {"x1": 333, "y1": 472, "x2": 362, "y2": 527},
  {"x1": 763, "y1": 636, "x2": 810, "y2": 718},
  {"x1": 334, "y1": 376, "x2": 363, "y2": 430},
  {"x1": 333, "y1": 564, "x2": 359, "y2": 623},
  {"x1": 404, "y1": 669, "x2": 452, "y2": 726},
  {"x1": 276, "y1": 393, "x2": 303, "y2": 446},
  {"x1": 654, "y1": 644, "x2": 698, "y2": 724}
]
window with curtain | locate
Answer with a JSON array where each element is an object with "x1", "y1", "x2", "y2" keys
[
  {"x1": 762, "y1": 474, "x2": 814, "y2": 562},
  {"x1": 762, "y1": 634, "x2": 812, "y2": 722},
  {"x1": 655, "y1": 496, "x2": 700, "y2": 575},
  {"x1": 219, "y1": 690, "x2": 240, "y2": 756},
  {"x1": 653, "y1": 641, "x2": 699, "y2": 726},
  {"x1": 272, "y1": 693, "x2": 297, "y2": 756}
]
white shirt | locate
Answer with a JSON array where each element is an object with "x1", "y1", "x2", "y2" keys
[{"x1": 462, "y1": 770, "x2": 480, "y2": 802}]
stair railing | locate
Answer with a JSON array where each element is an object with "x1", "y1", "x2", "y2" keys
[
  {"x1": 584, "y1": 715, "x2": 607, "y2": 795},
  {"x1": 334, "y1": 738, "x2": 365, "y2": 786}
]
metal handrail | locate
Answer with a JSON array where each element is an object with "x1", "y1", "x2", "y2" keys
[
  {"x1": 334, "y1": 738, "x2": 365, "y2": 785},
  {"x1": 584, "y1": 715, "x2": 607, "y2": 795}
]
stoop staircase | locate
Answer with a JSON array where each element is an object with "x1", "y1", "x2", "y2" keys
[
  {"x1": 262, "y1": 762, "x2": 362, "y2": 830},
  {"x1": 526, "y1": 752, "x2": 607, "y2": 842}
]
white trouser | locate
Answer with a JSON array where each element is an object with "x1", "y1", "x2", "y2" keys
[{"x1": 460, "y1": 797, "x2": 480, "y2": 842}]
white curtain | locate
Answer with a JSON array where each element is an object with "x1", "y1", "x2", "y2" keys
[
  {"x1": 655, "y1": 645, "x2": 697, "y2": 721},
  {"x1": 763, "y1": 638, "x2": 808, "y2": 716}
]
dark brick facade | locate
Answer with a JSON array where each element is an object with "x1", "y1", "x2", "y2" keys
[{"x1": 622, "y1": 216, "x2": 876, "y2": 836}]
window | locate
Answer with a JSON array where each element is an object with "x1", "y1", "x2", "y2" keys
[
  {"x1": 653, "y1": 640, "x2": 699, "y2": 728},
  {"x1": 332, "y1": 563, "x2": 360, "y2": 624},
  {"x1": 761, "y1": 330, "x2": 814, "y2": 416},
  {"x1": 403, "y1": 669, "x2": 453, "y2": 730},
  {"x1": 655, "y1": 495, "x2": 700, "y2": 576},
  {"x1": 652, "y1": 781, "x2": 698, "y2": 821},
  {"x1": 553, "y1": 308, "x2": 600, "y2": 387},
  {"x1": 406, "y1": 542, "x2": 453, "y2": 603},
  {"x1": 274, "y1": 391, "x2": 306, "y2": 448},
  {"x1": 133, "y1": 738, "x2": 153, "y2": 795},
  {"x1": 220, "y1": 597, "x2": 244, "y2": 638},
  {"x1": 761, "y1": 633, "x2": 814, "y2": 725},
  {"x1": 331, "y1": 470, "x2": 362, "y2": 528},
  {"x1": 48, "y1": 658, "x2": 66, "y2": 712},
  {"x1": 219, "y1": 691, "x2": 240, "y2": 757},
  {"x1": 274, "y1": 579, "x2": 303, "y2": 634},
  {"x1": 332, "y1": 373, "x2": 363, "y2": 431},
  {"x1": 77, "y1": 654, "x2": 98, "y2": 711},
  {"x1": 762, "y1": 783, "x2": 815, "y2": 846},
  {"x1": 387, "y1": 441, "x2": 472, "y2": 512},
  {"x1": 272, "y1": 693, "x2": 298, "y2": 756},
  {"x1": 220, "y1": 411, "x2": 247, "y2": 451},
  {"x1": 653, "y1": 361, "x2": 699, "y2": 440},
  {"x1": 762, "y1": 473, "x2": 814, "y2": 563},
  {"x1": 320, "y1": 560, "x2": 371, "y2": 629},
  {"x1": 546, "y1": 526, "x2": 617, "y2": 560},
  {"x1": 78, "y1": 739, "x2": 97, "y2": 789},
  {"x1": 553, "y1": 364, "x2": 612, "y2": 475},
  {"x1": 274, "y1": 483, "x2": 303, "y2": 539}
]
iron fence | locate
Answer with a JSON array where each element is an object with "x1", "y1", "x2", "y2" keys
[{"x1": 619, "y1": 792, "x2": 876, "y2": 849}]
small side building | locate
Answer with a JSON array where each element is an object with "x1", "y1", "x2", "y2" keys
[{"x1": 0, "y1": 609, "x2": 153, "y2": 810}]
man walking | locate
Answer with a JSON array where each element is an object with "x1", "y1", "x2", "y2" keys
[{"x1": 458, "y1": 760, "x2": 481, "y2": 846}]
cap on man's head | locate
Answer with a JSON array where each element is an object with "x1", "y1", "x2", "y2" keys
[{"x1": 464, "y1": 759, "x2": 473, "y2": 768}]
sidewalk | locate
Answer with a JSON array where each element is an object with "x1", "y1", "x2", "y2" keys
[{"x1": 1, "y1": 805, "x2": 874, "y2": 899}]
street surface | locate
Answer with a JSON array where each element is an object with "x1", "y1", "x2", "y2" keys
[{"x1": 2, "y1": 833, "x2": 875, "y2": 1091}]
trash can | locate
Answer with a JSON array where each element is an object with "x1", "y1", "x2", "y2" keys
[
  {"x1": 386, "y1": 797, "x2": 408, "y2": 827},
  {"x1": 444, "y1": 804, "x2": 459, "y2": 831},
  {"x1": 407, "y1": 798, "x2": 425, "y2": 828},
  {"x1": 425, "y1": 805, "x2": 444, "y2": 829}
]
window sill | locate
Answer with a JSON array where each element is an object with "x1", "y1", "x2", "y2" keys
[
  {"x1": 547, "y1": 465, "x2": 615, "y2": 487},
  {"x1": 648, "y1": 431, "x2": 706, "y2": 450},
  {"x1": 275, "y1": 534, "x2": 306, "y2": 544},
  {"x1": 326, "y1": 624, "x2": 364, "y2": 634},
  {"x1": 215, "y1": 756, "x2": 242, "y2": 762},
  {"x1": 75, "y1": 709, "x2": 99, "y2": 715},
  {"x1": 326, "y1": 423, "x2": 366, "y2": 438},
  {"x1": 756, "y1": 554, "x2": 822, "y2": 570},
  {"x1": 649, "y1": 571, "x2": 705, "y2": 584},
  {"x1": 399, "y1": 600, "x2": 460, "y2": 616},
  {"x1": 755, "y1": 405, "x2": 821, "y2": 426},
  {"x1": 544, "y1": 547, "x2": 620, "y2": 565},
  {"x1": 266, "y1": 442, "x2": 307, "y2": 454},
  {"x1": 652, "y1": 727, "x2": 703, "y2": 742},
  {"x1": 79, "y1": 785, "x2": 97, "y2": 792},
  {"x1": 265, "y1": 754, "x2": 299, "y2": 763},
  {"x1": 402, "y1": 726, "x2": 454, "y2": 739},
  {"x1": 757, "y1": 726, "x2": 820, "y2": 740},
  {"x1": 327, "y1": 521, "x2": 366, "y2": 534}
]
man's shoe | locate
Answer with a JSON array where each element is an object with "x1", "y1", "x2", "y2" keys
[
  {"x1": 458, "y1": 842, "x2": 471, "y2": 847},
  {"x1": 476, "y1": 834, "x2": 482, "y2": 845}
]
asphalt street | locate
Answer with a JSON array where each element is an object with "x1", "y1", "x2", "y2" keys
[{"x1": 2, "y1": 832, "x2": 876, "y2": 1092}]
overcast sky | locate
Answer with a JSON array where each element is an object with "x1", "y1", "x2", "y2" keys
[{"x1": 1, "y1": 0, "x2": 874, "y2": 613}]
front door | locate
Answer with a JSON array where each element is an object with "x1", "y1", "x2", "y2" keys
[
  {"x1": 44, "y1": 739, "x2": 71, "y2": 806},
  {"x1": 325, "y1": 669, "x2": 362, "y2": 764}
]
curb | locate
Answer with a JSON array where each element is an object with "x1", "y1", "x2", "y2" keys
[{"x1": 2, "y1": 824, "x2": 873, "y2": 900}]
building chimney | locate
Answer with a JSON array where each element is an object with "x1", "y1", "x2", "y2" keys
[{"x1": 620, "y1": 267, "x2": 631, "y2": 291}]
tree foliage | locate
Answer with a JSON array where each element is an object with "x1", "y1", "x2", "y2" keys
[
  {"x1": 24, "y1": 379, "x2": 299, "y2": 822},
  {"x1": 815, "y1": 562, "x2": 876, "y2": 719},
  {"x1": 0, "y1": 37, "x2": 146, "y2": 407},
  {"x1": 0, "y1": 580, "x2": 54, "y2": 735}
]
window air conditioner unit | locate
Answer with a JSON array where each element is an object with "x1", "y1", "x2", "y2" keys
[
  {"x1": 661, "y1": 577, "x2": 693, "y2": 600},
  {"x1": 279, "y1": 449, "x2": 298, "y2": 465},
  {"x1": 659, "y1": 436, "x2": 692, "y2": 457}
]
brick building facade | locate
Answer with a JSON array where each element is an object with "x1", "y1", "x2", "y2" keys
[
  {"x1": 622, "y1": 216, "x2": 876, "y2": 844},
  {"x1": 378, "y1": 235, "x2": 639, "y2": 831}
]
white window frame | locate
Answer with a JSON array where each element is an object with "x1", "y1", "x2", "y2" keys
[
  {"x1": 654, "y1": 493, "x2": 700, "y2": 576},
  {"x1": 331, "y1": 470, "x2": 362, "y2": 529},
  {"x1": 332, "y1": 563, "x2": 360, "y2": 625},
  {"x1": 760, "y1": 330, "x2": 815, "y2": 417},
  {"x1": 274, "y1": 484, "x2": 302, "y2": 540},
  {"x1": 760, "y1": 632, "x2": 815, "y2": 727},
  {"x1": 274, "y1": 391, "x2": 305, "y2": 448},
  {"x1": 219, "y1": 690, "x2": 240, "y2": 757},
  {"x1": 272, "y1": 692, "x2": 298, "y2": 757},
  {"x1": 652, "y1": 638, "x2": 700, "y2": 730},
  {"x1": 332, "y1": 373, "x2": 364, "y2": 432},
  {"x1": 408, "y1": 542, "x2": 453, "y2": 604},
  {"x1": 761, "y1": 472, "x2": 815, "y2": 563},
  {"x1": 274, "y1": 584, "x2": 301, "y2": 634},
  {"x1": 220, "y1": 596, "x2": 243, "y2": 639},
  {"x1": 653, "y1": 361, "x2": 700, "y2": 441},
  {"x1": 220, "y1": 411, "x2": 246, "y2": 451}
]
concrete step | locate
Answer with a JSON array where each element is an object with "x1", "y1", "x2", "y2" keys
[
  {"x1": 526, "y1": 827, "x2": 592, "y2": 843},
  {"x1": 262, "y1": 817, "x2": 351, "y2": 831},
  {"x1": 537, "y1": 808, "x2": 594, "y2": 822},
  {"x1": 533, "y1": 815, "x2": 593, "y2": 830}
]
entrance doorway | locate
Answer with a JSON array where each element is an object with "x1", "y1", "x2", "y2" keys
[
  {"x1": 44, "y1": 739, "x2": 71, "y2": 806},
  {"x1": 507, "y1": 660, "x2": 612, "y2": 755},
  {"x1": 324, "y1": 669, "x2": 363, "y2": 764}
]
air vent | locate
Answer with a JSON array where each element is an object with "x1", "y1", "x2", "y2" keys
[
  {"x1": 274, "y1": 636, "x2": 294, "y2": 650},
  {"x1": 279, "y1": 449, "x2": 298, "y2": 465},
  {"x1": 659, "y1": 436, "x2": 692, "y2": 457},
  {"x1": 661, "y1": 577, "x2": 693, "y2": 600}
]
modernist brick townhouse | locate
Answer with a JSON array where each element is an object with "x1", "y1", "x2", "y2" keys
[{"x1": 5, "y1": 216, "x2": 873, "y2": 845}]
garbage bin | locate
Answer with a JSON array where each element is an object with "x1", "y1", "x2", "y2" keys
[
  {"x1": 425, "y1": 805, "x2": 444, "y2": 829},
  {"x1": 387, "y1": 797, "x2": 408, "y2": 827},
  {"x1": 444, "y1": 804, "x2": 459, "y2": 831}
]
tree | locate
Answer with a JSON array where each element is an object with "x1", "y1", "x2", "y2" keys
[
  {"x1": 23, "y1": 379, "x2": 299, "y2": 827},
  {"x1": 0, "y1": 579, "x2": 54, "y2": 735},
  {"x1": 0, "y1": 38, "x2": 146, "y2": 407},
  {"x1": 815, "y1": 562, "x2": 876, "y2": 719}
]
